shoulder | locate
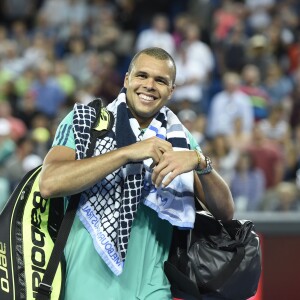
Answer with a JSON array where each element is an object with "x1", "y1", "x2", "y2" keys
[{"x1": 183, "y1": 126, "x2": 200, "y2": 151}]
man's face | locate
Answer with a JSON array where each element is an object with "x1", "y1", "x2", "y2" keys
[{"x1": 124, "y1": 54, "x2": 175, "y2": 128}]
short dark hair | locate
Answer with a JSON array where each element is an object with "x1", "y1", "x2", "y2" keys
[{"x1": 128, "y1": 47, "x2": 176, "y2": 84}]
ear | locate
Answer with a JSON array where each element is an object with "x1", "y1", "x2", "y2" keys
[
  {"x1": 168, "y1": 84, "x2": 176, "y2": 100},
  {"x1": 123, "y1": 72, "x2": 129, "y2": 88}
]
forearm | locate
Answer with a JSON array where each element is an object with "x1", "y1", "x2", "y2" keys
[
  {"x1": 198, "y1": 170, "x2": 234, "y2": 221},
  {"x1": 40, "y1": 148, "x2": 128, "y2": 198},
  {"x1": 40, "y1": 136, "x2": 173, "y2": 198}
]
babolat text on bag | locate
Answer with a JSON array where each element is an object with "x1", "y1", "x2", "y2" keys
[{"x1": 0, "y1": 98, "x2": 114, "y2": 300}]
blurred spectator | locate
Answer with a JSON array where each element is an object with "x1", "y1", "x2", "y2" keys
[
  {"x1": 289, "y1": 67, "x2": 300, "y2": 129},
  {"x1": 172, "y1": 22, "x2": 214, "y2": 112},
  {"x1": 1, "y1": 79, "x2": 19, "y2": 113},
  {"x1": 230, "y1": 150, "x2": 265, "y2": 211},
  {"x1": 64, "y1": 37, "x2": 90, "y2": 84},
  {"x1": 0, "y1": 135, "x2": 42, "y2": 192},
  {"x1": 240, "y1": 64, "x2": 270, "y2": 121},
  {"x1": 0, "y1": 118, "x2": 14, "y2": 209},
  {"x1": 23, "y1": 33, "x2": 51, "y2": 69},
  {"x1": 262, "y1": 61, "x2": 293, "y2": 107},
  {"x1": 30, "y1": 112, "x2": 52, "y2": 158},
  {"x1": 171, "y1": 13, "x2": 192, "y2": 51},
  {"x1": 135, "y1": 13, "x2": 175, "y2": 56},
  {"x1": 9, "y1": 20, "x2": 31, "y2": 55},
  {"x1": 186, "y1": 0, "x2": 214, "y2": 44},
  {"x1": 227, "y1": 116, "x2": 252, "y2": 151},
  {"x1": 207, "y1": 72, "x2": 254, "y2": 138},
  {"x1": 258, "y1": 104, "x2": 291, "y2": 148},
  {"x1": 15, "y1": 67, "x2": 35, "y2": 98},
  {"x1": 0, "y1": 25, "x2": 12, "y2": 59},
  {"x1": 94, "y1": 51, "x2": 123, "y2": 105},
  {"x1": 0, "y1": 118, "x2": 15, "y2": 169},
  {"x1": 0, "y1": 101, "x2": 27, "y2": 140},
  {"x1": 246, "y1": 124, "x2": 284, "y2": 189},
  {"x1": 177, "y1": 109, "x2": 207, "y2": 148},
  {"x1": 114, "y1": 0, "x2": 137, "y2": 69},
  {"x1": 88, "y1": 0, "x2": 117, "y2": 27},
  {"x1": 244, "y1": 0, "x2": 275, "y2": 34},
  {"x1": 220, "y1": 21, "x2": 248, "y2": 74},
  {"x1": 0, "y1": 0, "x2": 38, "y2": 29},
  {"x1": 246, "y1": 34, "x2": 276, "y2": 80},
  {"x1": 1, "y1": 40, "x2": 26, "y2": 78},
  {"x1": 15, "y1": 90, "x2": 38, "y2": 130},
  {"x1": 207, "y1": 134, "x2": 240, "y2": 185},
  {"x1": 75, "y1": 81, "x2": 98, "y2": 106},
  {"x1": 89, "y1": 6, "x2": 121, "y2": 53},
  {"x1": 38, "y1": 0, "x2": 71, "y2": 31},
  {"x1": 273, "y1": 182, "x2": 300, "y2": 211},
  {"x1": 29, "y1": 60, "x2": 66, "y2": 119},
  {"x1": 54, "y1": 59, "x2": 76, "y2": 98},
  {"x1": 261, "y1": 181, "x2": 300, "y2": 211},
  {"x1": 211, "y1": 0, "x2": 242, "y2": 45}
]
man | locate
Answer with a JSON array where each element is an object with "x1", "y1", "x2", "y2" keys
[{"x1": 39, "y1": 47, "x2": 234, "y2": 299}]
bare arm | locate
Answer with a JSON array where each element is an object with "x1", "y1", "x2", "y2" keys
[
  {"x1": 197, "y1": 170, "x2": 234, "y2": 221},
  {"x1": 152, "y1": 150, "x2": 234, "y2": 221},
  {"x1": 39, "y1": 136, "x2": 173, "y2": 198}
]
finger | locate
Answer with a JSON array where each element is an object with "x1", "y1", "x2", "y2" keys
[
  {"x1": 149, "y1": 147, "x2": 164, "y2": 168},
  {"x1": 148, "y1": 137, "x2": 173, "y2": 153},
  {"x1": 151, "y1": 158, "x2": 168, "y2": 182},
  {"x1": 153, "y1": 164, "x2": 173, "y2": 188},
  {"x1": 161, "y1": 170, "x2": 178, "y2": 187}
]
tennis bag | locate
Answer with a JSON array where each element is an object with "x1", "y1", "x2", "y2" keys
[
  {"x1": 0, "y1": 99, "x2": 114, "y2": 300},
  {"x1": 165, "y1": 210, "x2": 262, "y2": 300}
]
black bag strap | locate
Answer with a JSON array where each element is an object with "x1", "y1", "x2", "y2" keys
[
  {"x1": 37, "y1": 99, "x2": 113, "y2": 300},
  {"x1": 36, "y1": 193, "x2": 81, "y2": 300}
]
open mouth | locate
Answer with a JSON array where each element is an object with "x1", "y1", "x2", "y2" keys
[{"x1": 138, "y1": 93, "x2": 156, "y2": 102}]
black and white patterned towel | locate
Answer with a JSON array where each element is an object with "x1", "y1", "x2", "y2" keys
[{"x1": 73, "y1": 91, "x2": 195, "y2": 275}]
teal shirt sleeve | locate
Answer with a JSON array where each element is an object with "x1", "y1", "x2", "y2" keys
[
  {"x1": 183, "y1": 126, "x2": 201, "y2": 152},
  {"x1": 52, "y1": 111, "x2": 75, "y2": 149}
]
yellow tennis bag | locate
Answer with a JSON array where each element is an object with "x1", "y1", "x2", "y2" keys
[{"x1": 0, "y1": 99, "x2": 114, "y2": 300}]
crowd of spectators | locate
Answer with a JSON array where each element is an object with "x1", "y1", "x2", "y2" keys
[{"x1": 1, "y1": 0, "x2": 300, "y2": 213}]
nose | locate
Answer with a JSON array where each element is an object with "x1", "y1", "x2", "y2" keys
[{"x1": 144, "y1": 77, "x2": 155, "y2": 90}]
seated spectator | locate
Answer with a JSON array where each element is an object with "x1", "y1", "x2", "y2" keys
[
  {"x1": 207, "y1": 72, "x2": 254, "y2": 138},
  {"x1": 135, "y1": 13, "x2": 175, "y2": 56},
  {"x1": 0, "y1": 101, "x2": 27, "y2": 141},
  {"x1": 0, "y1": 135, "x2": 42, "y2": 192},
  {"x1": 246, "y1": 123, "x2": 284, "y2": 190},
  {"x1": 261, "y1": 181, "x2": 300, "y2": 212},
  {"x1": 262, "y1": 61, "x2": 294, "y2": 107},
  {"x1": 258, "y1": 103, "x2": 291, "y2": 148},
  {"x1": 173, "y1": 22, "x2": 214, "y2": 113},
  {"x1": 0, "y1": 118, "x2": 15, "y2": 169},
  {"x1": 207, "y1": 134, "x2": 240, "y2": 185},
  {"x1": 227, "y1": 116, "x2": 252, "y2": 150},
  {"x1": 240, "y1": 64, "x2": 270, "y2": 121},
  {"x1": 230, "y1": 150, "x2": 266, "y2": 211},
  {"x1": 29, "y1": 60, "x2": 66, "y2": 119}
]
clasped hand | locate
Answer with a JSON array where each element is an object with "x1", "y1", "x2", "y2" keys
[{"x1": 126, "y1": 137, "x2": 197, "y2": 188}]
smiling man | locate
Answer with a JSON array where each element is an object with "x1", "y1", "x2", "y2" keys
[{"x1": 39, "y1": 47, "x2": 234, "y2": 300}]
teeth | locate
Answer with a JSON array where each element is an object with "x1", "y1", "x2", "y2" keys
[{"x1": 140, "y1": 94, "x2": 154, "y2": 101}]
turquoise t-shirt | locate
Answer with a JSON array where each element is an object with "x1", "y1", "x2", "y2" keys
[{"x1": 53, "y1": 111, "x2": 199, "y2": 300}]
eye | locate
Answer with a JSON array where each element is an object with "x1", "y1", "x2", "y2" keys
[
  {"x1": 156, "y1": 78, "x2": 168, "y2": 85},
  {"x1": 136, "y1": 73, "x2": 147, "y2": 79}
]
